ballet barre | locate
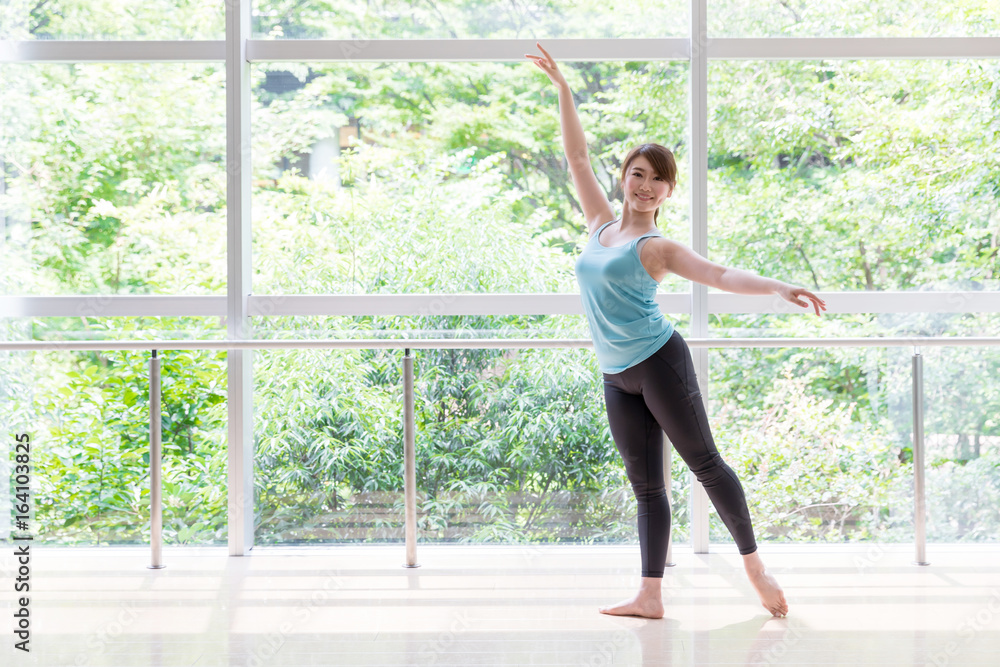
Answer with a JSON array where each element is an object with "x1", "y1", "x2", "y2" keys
[{"x1": 4, "y1": 335, "x2": 999, "y2": 569}]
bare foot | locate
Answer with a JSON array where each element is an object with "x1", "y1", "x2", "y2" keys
[
  {"x1": 598, "y1": 593, "x2": 664, "y2": 619},
  {"x1": 748, "y1": 568, "x2": 788, "y2": 617}
]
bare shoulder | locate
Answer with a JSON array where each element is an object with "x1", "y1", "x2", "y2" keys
[
  {"x1": 645, "y1": 237, "x2": 677, "y2": 251},
  {"x1": 638, "y1": 237, "x2": 678, "y2": 282},
  {"x1": 642, "y1": 237, "x2": 729, "y2": 287},
  {"x1": 641, "y1": 236, "x2": 680, "y2": 259}
]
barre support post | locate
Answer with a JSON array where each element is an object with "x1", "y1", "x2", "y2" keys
[
  {"x1": 148, "y1": 349, "x2": 165, "y2": 569},
  {"x1": 403, "y1": 348, "x2": 419, "y2": 568}
]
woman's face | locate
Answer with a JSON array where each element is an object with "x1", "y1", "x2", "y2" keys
[{"x1": 624, "y1": 154, "x2": 673, "y2": 212}]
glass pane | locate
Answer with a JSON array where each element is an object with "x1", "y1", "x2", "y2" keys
[
  {"x1": 709, "y1": 0, "x2": 1000, "y2": 37},
  {"x1": 2, "y1": 0, "x2": 225, "y2": 40},
  {"x1": 253, "y1": 0, "x2": 688, "y2": 40},
  {"x1": 0, "y1": 316, "x2": 228, "y2": 545},
  {"x1": 921, "y1": 345, "x2": 1000, "y2": 542},
  {"x1": 705, "y1": 312, "x2": 1000, "y2": 546},
  {"x1": 252, "y1": 314, "x2": 697, "y2": 545},
  {"x1": 705, "y1": 343, "x2": 915, "y2": 546},
  {"x1": 250, "y1": 60, "x2": 690, "y2": 295},
  {"x1": 1, "y1": 64, "x2": 227, "y2": 296},
  {"x1": 708, "y1": 60, "x2": 1000, "y2": 294}
]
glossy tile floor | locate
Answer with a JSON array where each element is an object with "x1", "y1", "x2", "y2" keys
[{"x1": 2, "y1": 542, "x2": 999, "y2": 666}]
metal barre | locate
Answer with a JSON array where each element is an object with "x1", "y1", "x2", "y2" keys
[{"x1": 7, "y1": 337, "x2": 990, "y2": 567}]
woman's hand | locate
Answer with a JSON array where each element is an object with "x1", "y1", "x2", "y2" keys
[
  {"x1": 776, "y1": 283, "x2": 827, "y2": 316},
  {"x1": 525, "y1": 42, "x2": 568, "y2": 90}
]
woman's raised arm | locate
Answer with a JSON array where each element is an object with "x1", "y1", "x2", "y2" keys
[{"x1": 526, "y1": 42, "x2": 615, "y2": 235}]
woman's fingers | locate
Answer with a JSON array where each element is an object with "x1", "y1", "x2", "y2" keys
[
  {"x1": 524, "y1": 54, "x2": 547, "y2": 69},
  {"x1": 782, "y1": 286, "x2": 826, "y2": 315},
  {"x1": 536, "y1": 42, "x2": 557, "y2": 66},
  {"x1": 803, "y1": 293, "x2": 825, "y2": 315},
  {"x1": 788, "y1": 289, "x2": 826, "y2": 315},
  {"x1": 527, "y1": 57, "x2": 552, "y2": 70}
]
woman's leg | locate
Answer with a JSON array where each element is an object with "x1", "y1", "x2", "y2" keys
[
  {"x1": 637, "y1": 331, "x2": 788, "y2": 616},
  {"x1": 638, "y1": 331, "x2": 757, "y2": 554},
  {"x1": 597, "y1": 372, "x2": 668, "y2": 618},
  {"x1": 602, "y1": 377, "x2": 671, "y2": 578}
]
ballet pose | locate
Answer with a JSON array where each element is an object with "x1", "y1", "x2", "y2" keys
[{"x1": 525, "y1": 42, "x2": 826, "y2": 619}]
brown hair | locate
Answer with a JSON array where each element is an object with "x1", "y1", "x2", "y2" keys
[{"x1": 617, "y1": 143, "x2": 677, "y2": 226}]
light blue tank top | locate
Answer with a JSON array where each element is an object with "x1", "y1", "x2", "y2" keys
[{"x1": 574, "y1": 219, "x2": 675, "y2": 374}]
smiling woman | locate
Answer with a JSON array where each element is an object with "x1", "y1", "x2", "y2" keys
[
  {"x1": 528, "y1": 40, "x2": 829, "y2": 619},
  {"x1": 616, "y1": 144, "x2": 678, "y2": 228}
]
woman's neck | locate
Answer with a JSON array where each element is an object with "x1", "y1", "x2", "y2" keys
[{"x1": 620, "y1": 203, "x2": 656, "y2": 232}]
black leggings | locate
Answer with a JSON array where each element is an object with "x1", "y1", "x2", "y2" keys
[{"x1": 602, "y1": 329, "x2": 757, "y2": 577}]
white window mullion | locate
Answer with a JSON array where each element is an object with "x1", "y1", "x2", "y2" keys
[
  {"x1": 226, "y1": 0, "x2": 254, "y2": 557},
  {"x1": 0, "y1": 40, "x2": 224, "y2": 62},
  {"x1": 4, "y1": 37, "x2": 998, "y2": 65},
  {"x1": 690, "y1": 0, "x2": 711, "y2": 555},
  {"x1": 245, "y1": 38, "x2": 689, "y2": 63},
  {"x1": 707, "y1": 36, "x2": 1000, "y2": 60},
  {"x1": 2, "y1": 293, "x2": 999, "y2": 318}
]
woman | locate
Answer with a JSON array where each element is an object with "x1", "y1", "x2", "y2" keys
[{"x1": 525, "y1": 42, "x2": 826, "y2": 619}]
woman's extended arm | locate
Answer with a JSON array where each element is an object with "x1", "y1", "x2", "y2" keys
[
  {"x1": 553, "y1": 79, "x2": 589, "y2": 164},
  {"x1": 526, "y1": 43, "x2": 615, "y2": 232},
  {"x1": 651, "y1": 238, "x2": 828, "y2": 315}
]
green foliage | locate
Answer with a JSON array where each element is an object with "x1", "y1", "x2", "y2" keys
[
  {"x1": 3, "y1": 2, "x2": 999, "y2": 547},
  {"x1": 23, "y1": 319, "x2": 227, "y2": 544},
  {"x1": 714, "y1": 371, "x2": 907, "y2": 542}
]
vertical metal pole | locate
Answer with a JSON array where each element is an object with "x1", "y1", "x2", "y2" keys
[
  {"x1": 912, "y1": 349, "x2": 929, "y2": 565},
  {"x1": 689, "y1": 0, "x2": 711, "y2": 554},
  {"x1": 664, "y1": 434, "x2": 675, "y2": 567},
  {"x1": 402, "y1": 348, "x2": 420, "y2": 568},
  {"x1": 148, "y1": 350, "x2": 165, "y2": 569}
]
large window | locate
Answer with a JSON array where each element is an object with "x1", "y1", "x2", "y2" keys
[
  {"x1": 708, "y1": 59, "x2": 1000, "y2": 295},
  {"x1": 709, "y1": 0, "x2": 1000, "y2": 37},
  {"x1": 2, "y1": 0, "x2": 225, "y2": 40},
  {"x1": 251, "y1": 60, "x2": 691, "y2": 295},
  {"x1": 252, "y1": 0, "x2": 689, "y2": 40},
  {"x1": 1, "y1": 63, "x2": 227, "y2": 296},
  {"x1": 2, "y1": 1, "x2": 998, "y2": 550}
]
